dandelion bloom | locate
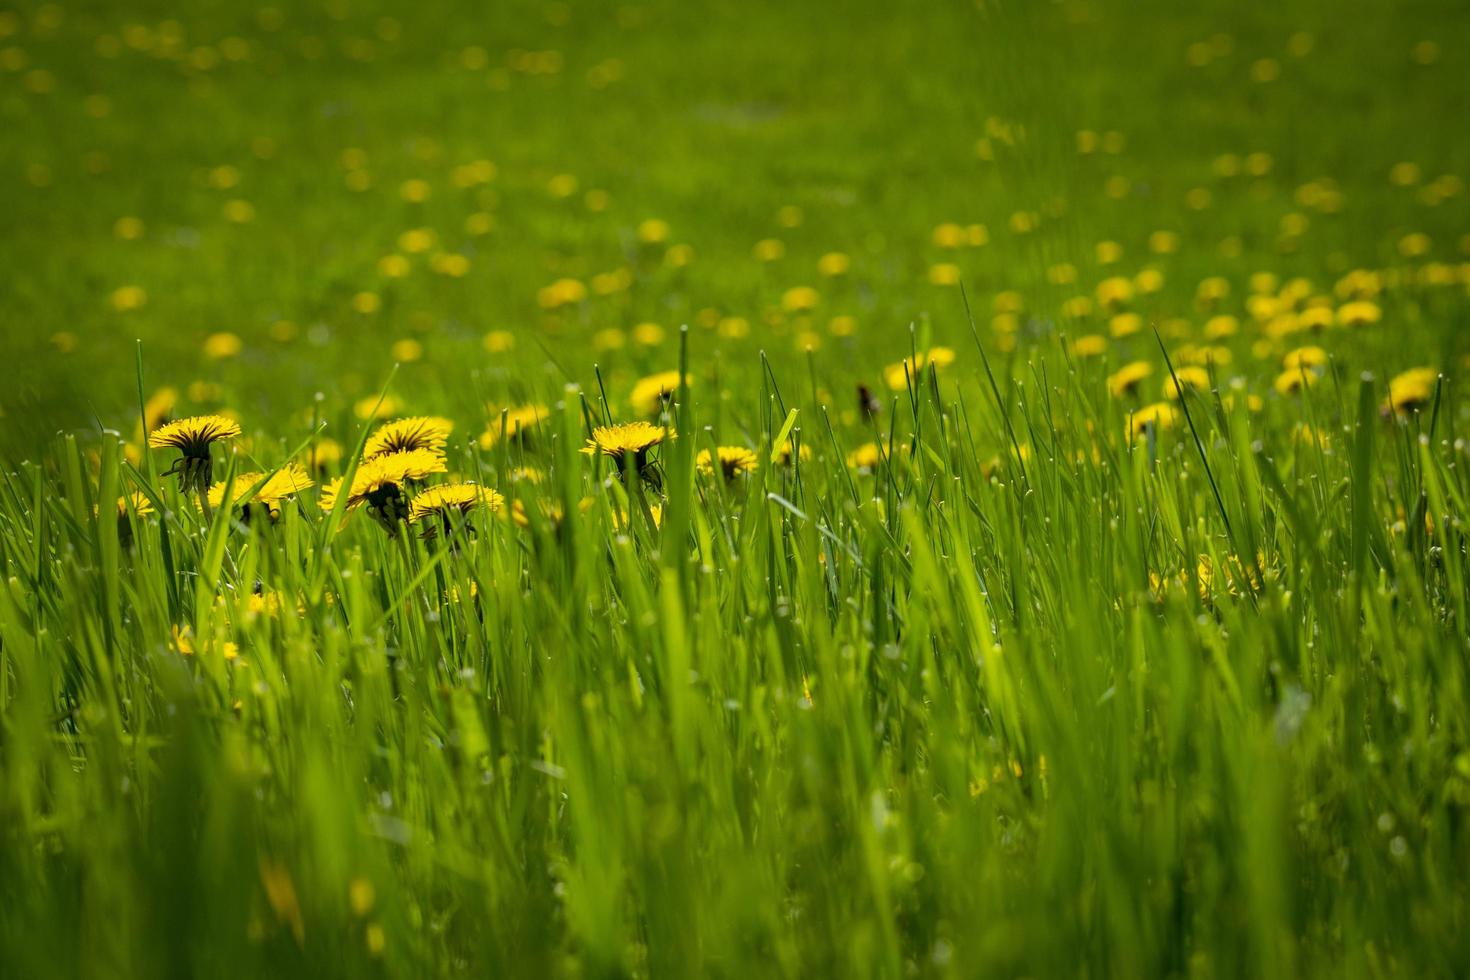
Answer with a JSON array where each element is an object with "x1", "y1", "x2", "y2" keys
[
  {"x1": 1162, "y1": 366, "x2": 1211, "y2": 400},
  {"x1": 1383, "y1": 367, "x2": 1438, "y2": 415},
  {"x1": 206, "y1": 463, "x2": 314, "y2": 517},
  {"x1": 1337, "y1": 300, "x2": 1381, "y2": 328},
  {"x1": 628, "y1": 371, "x2": 689, "y2": 416},
  {"x1": 583, "y1": 423, "x2": 667, "y2": 476},
  {"x1": 149, "y1": 414, "x2": 242, "y2": 493},
  {"x1": 847, "y1": 441, "x2": 888, "y2": 470},
  {"x1": 697, "y1": 446, "x2": 759, "y2": 480},
  {"x1": 1273, "y1": 368, "x2": 1320, "y2": 396},
  {"x1": 363, "y1": 417, "x2": 453, "y2": 460},
  {"x1": 1107, "y1": 361, "x2": 1152, "y2": 399},
  {"x1": 773, "y1": 439, "x2": 812, "y2": 466},
  {"x1": 319, "y1": 449, "x2": 447, "y2": 535},
  {"x1": 1128, "y1": 402, "x2": 1178, "y2": 441},
  {"x1": 115, "y1": 491, "x2": 155, "y2": 518},
  {"x1": 1071, "y1": 334, "x2": 1108, "y2": 358},
  {"x1": 480, "y1": 404, "x2": 548, "y2": 448},
  {"x1": 883, "y1": 347, "x2": 956, "y2": 391},
  {"x1": 408, "y1": 484, "x2": 504, "y2": 539}
]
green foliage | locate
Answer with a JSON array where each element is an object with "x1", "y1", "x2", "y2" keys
[{"x1": 2, "y1": 0, "x2": 1470, "y2": 977}]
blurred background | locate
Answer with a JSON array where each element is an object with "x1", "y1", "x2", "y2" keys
[{"x1": 1, "y1": 0, "x2": 1466, "y2": 453}]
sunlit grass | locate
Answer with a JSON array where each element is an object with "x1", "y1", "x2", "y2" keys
[{"x1": 2, "y1": 0, "x2": 1470, "y2": 977}]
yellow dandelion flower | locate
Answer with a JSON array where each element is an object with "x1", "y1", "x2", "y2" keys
[
  {"x1": 628, "y1": 371, "x2": 690, "y2": 416},
  {"x1": 1109, "y1": 312, "x2": 1142, "y2": 338},
  {"x1": 319, "y1": 449, "x2": 447, "y2": 534},
  {"x1": 1383, "y1": 367, "x2": 1438, "y2": 415},
  {"x1": 206, "y1": 463, "x2": 314, "y2": 516},
  {"x1": 171, "y1": 624, "x2": 239, "y2": 661},
  {"x1": 582, "y1": 422, "x2": 666, "y2": 463},
  {"x1": 929, "y1": 263, "x2": 962, "y2": 286},
  {"x1": 847, "y1": 441, "x2": 890, "y2": 471},
  {"x1": 1283, "y1": 346, "x2": 1327, "y2": 371},
  {"x1": 363, "y1": 416, "x2": 453, "y2": 460},
  {"x1": 1128, "y1": 402, "x2": 1178, "y2": 440},
  {"x1": 1107, "y1": 361, "x2": 1152, "y2": 398},
  {"x1": 203, "y1": 332, "x2": 243, "y2": 359},
  {"x1": 480, "y1": 404, "x2": 547, "y2": 448},
  {"x1": 306, "y1": 438, "x2": 344, "y2": 472},
  {"x1": 408, "y1": 483, "x2": 504, "y2": 539},
  {"x1": 1071, "y1": 334, "x2": 1108, "y2": 357},
  {"x1": 1203, "y1": 315, "x2": 1239, "y2": 339},
  {"x1": 1163, "y1": 366, "x2": 1211, "y2": 400},
  {"x1": 883, "y1": 347, "x2": 956, "y2": 391},
  {"x1": 817, "y1": 252, "x2": 850, "y2": 277},
  {"x1": 142, "y1": 386, "x2": 178, "y2": 431},
  {"x1": 773, "y1": 439, "x2": 813, "y2": 465},
  {"x1": 149, "y1": 414, "x2": 242, "y2": 493},
  {"x1": 111, "y1": 285, "x2": 147, "y2": 311},
  {"x1": 1096, "y1": 276, "x2": 1133, "y2": 310},
  {"x1": 1337, "y1": 300, "x2": 1381, "y2": 327},
  {"x1": 753, "y1": 238, "x2": 785, "y2": 262},
  {"x1": 697, "y1": 446, "x2": 759, "y2": 480},
  {"x1": 782, "y1": 286, "x2": 820, "y2": 312}
]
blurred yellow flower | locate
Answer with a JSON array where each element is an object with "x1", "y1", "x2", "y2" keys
[
  {"x1": 883, "y1": 347, "x2": 956, "y2": 390},
  {"x1": 629, "y1": 370, "x2": 689, "y2": 415},
  {"x1": 203, "y1": 332, "x2": 243, "y2": 359},
  {"x1": 782, "y1": 286, "x2": 820, "y2": 312},
  {"x1": 1107, "y1": 361, "x2": 1152, "y2": 398},
  {"x1": 111, "y1": 285, "x2": 147, "y2": 311},
  {"x1": 697, "y1": 446, "x2": 759, "y2": 480}
]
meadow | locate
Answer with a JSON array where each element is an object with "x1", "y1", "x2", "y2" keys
[{"x1": 2, "y1": 0, "x2": 1470, "y2": 976}]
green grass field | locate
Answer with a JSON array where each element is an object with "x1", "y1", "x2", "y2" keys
[{"x1": 3, "y1": 0, "x2": 1470, "y2": 976}]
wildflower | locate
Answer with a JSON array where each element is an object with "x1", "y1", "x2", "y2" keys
[
  {"x1": 818, "y1": 252, "x2": 850, "y2": 277},
  {"x1": 1274, "y1": 368, "x2": 1319, "y2": 396},
  {"x1": 1096, "y1": 276, "x2": 1133, "y2": 309},
  {"x1": 111, "y1": 285, "x2": 147, "y2": 311},
  {"x1": 697, "y1": 446, "x2": 759, "y2": 480},
  {"x1": 480, "y1": 404, "x2": 547, "y2": 448},
  {"x1": 408, "y1": 484, "x2": 504, "y2": 539},
  {"x1": 753, "y1": 238, "x2": 785, "y2": 261},
  {"x1": 1109, "y1": 312, "x2": 1142, "y2": 338},
  {"x1": 1383, "y1": 368, "x2": 1438, "y2": 415},
  {"x1": 929, "y1": 263, "x2": 961, "y2": 286},
  {"x1": 1163, "y1": 366, "x2": 1211, "y2": 400},
  {"x1": 883, "y1": 347, "x2": 956, "y2": 390},
  {"x1": 1128, "y1": 402, "x2": 1178, "y2": 440},
  {"x1": 847, "y1": 441, "x2": 888, "y2": 471},
  {"x1": 1107, "y1": 361, "x2": 1152, "y2": 398},
  {"x1": 1071, "y1": 334, "x2": 1107, "y2": 357},
  {"x1": 1283, "y1": 346, "x2": 1328, "y2": 371},
  {"x1": 363, "y1": 417, "x2": 453, "y2": 460},
  {"x1": 149, "y1": 414, "x2": 242, "y2": 493},
  {"x1": 172, "y1": 624, "x2": 239, "y2": 660},
  {"x1": 203, "y1": 332, "x2": 243, "y2": 358},
  {"x1": 773, "y1": 439, "x2": 812, "y2": 465},
  {"x1": 637, "y1": 218, "x2": 670, "y2": 244},
  {"x1": 1337, "y1": 300, "x2": 1381, "y2": 327},
  {"x1": 632, "y1": 322, "x2": 665, "y2": 345},
  {"x1": 115, "y1": 491, "x2": 155, "y2": 518},
  {"x1": 142, "y1": 386, "x2": 178, "y2": 432},
  {"x1": 582, "y1": 422, "x2": 667, "y2": 477},
  {"x1": 629, "y1": 371, "x2": 689, "y2": 416},
  {"x1": 782, "y1": 286, "x2": 820, "y2": 312},
  {"x1": 319, "y1": 449, "x2": 447, "y2": 535},
  {"x1": 1179, "y1": 344, "x2": 1232, "y2": 367},
  {"x1": 206, "y1": 464, "x2": 315, "y2": 518},
  {"x1": 1204, "y1": 315, "x2": 1239, "y2": 339},
  {"x1": 537, "y1": 278, "x2": 587, "y2": 309}
]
